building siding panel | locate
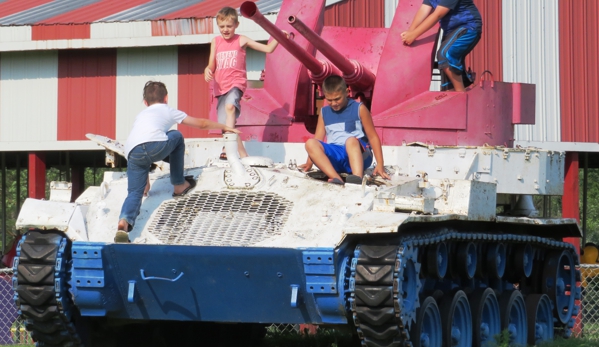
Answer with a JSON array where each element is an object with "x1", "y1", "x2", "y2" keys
[
  {"x1": 384, "y1": 0, "x2": 397, "y2": 28},
  {"x1": 177, "y1": 45, "x2": 212, "y2": 139},
  {"x1": 90, "y1": 21, "x2": 152, "y2": 39},
  {"x1": 467, "y1": 0, "x2": 502, "y2": 86},
  {"x1": 57, "y1": 49, "x2": 116, "y2": 141},
  {"x1": 32, "y1": 23, "x2": 90, "y2": 40},
  {"x1": 115, "y1": 46, "x2": 178, "y2": 141},
  {"x1": 560, "y1": 0, "x2": 599, "y2": 143},
  {"x1": 0, "y1": 51, "x2": 58, "y2": 143},
  {"x1": 151, "y1": 18, "x2": 212, "y2": 36},
  {"x1": 504, "y1": 0, "x2": 561, "y2": 142},
  {"x1": 246, "y1": 48, "x2": 266, "y2": 81},
  {"x1": 0, "y1": 25, "x2": 31, "y2": 42},
  {"x1": 324, "y1": 0, "x2": 385, "y2": 28}
]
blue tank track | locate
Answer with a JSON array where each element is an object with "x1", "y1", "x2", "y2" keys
[
  {"x1": 12, "y1": 230, "x2": 83, "y2": 347},
  {"x1": 349, "y1": 229, "x2": 582, "y2": 347}
]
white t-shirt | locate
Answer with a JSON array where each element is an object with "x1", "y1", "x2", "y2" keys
[{"x1": 124, "y1": 103, "x2": 188, "y2": 158}]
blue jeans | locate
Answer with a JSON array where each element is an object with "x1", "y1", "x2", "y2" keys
[{"x1": 119, "y1": 130, "x2": 185, "y2": 229}]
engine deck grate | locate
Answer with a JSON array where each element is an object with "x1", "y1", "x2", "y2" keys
[{"x1": 148, "y1": 191, "x2": 293, "y2": 246}]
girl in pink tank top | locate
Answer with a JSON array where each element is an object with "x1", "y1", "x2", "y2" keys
[{"x1": 204, "y1": 6, "x2": 287, "y2": 159}]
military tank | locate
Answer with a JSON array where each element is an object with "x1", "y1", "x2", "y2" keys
[{"x1": 12, "y1": 1, "x2": 581, "y2": 347}]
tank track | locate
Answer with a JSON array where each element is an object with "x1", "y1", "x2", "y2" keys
[
  {"x1": 349, "y1": 230, "x2": 582, "y2": 347},
  {"x1": 13, "y1": 230, "x2": 83, "y2": 347}
]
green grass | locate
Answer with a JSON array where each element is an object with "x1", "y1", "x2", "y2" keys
[{"x1": 258, "y1": 326, "x2": 358, "y2": 347}]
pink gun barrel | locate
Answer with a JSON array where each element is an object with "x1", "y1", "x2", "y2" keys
[
  {"x1": 287, "y1": 15, "x2": 375, "y2": 93},
  {"x1": 240, "y1": 1, "x2": 336, "y2": 84}
]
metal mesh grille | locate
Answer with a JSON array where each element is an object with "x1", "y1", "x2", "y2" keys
[{"x1": 149, "y1": 191, "x2": 293, "y2": 246}]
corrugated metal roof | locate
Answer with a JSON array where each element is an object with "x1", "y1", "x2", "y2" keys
[
  {"x1": 0, "y1": 0, "x2": 99, "y2": 25},
  {"x1": 103, "y1": 0, "x2": 204, "y2": 22},
  {"x1": 0, "y1": 0, "x2": 259, "y2": 26},
  {"x1": 0, "y1": 0, "x2": 354, "y2": 26},
  {"x1": 0, "y1": 0, "x2": 54, "y2": 19},
  {"x1": 255, "y1": 0, "x2": 284, "y2": 15},
  {"x1": 39, "y1": 0, "x2": 151, "y2": 24},
  {"x1": 162, "y1": 0, "x2": 248, "y2": 20}
]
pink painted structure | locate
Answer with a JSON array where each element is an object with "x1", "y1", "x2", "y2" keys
[{"x1": 224, "y1": 0, "x2": 535, "y2": 147}]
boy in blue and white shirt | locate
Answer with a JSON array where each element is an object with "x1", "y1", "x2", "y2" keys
[
  {"x1": 401, "y1": 0, "x2": 482, "y2": 91},
  {"x1": 299, "y1": 75, "x2": 389, "y2": 185}
]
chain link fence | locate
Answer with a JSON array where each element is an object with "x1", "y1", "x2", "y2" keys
[
  {"x1": 0, "y1": 268, "x2": 32, "y2": 345},
  {"x1": 1, "y1": 265, "x2": 599, "y2": 345},
  {"x1": 576, "y1": 263, "x2": 599, "y2": 340}
]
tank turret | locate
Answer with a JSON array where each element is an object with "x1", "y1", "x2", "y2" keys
[
  {"x1": 240, "y1": 1, "x2": 339, "y2": 85},
  {"x1": 286, "y1": 14, "x2": 376, "y2": 97}
]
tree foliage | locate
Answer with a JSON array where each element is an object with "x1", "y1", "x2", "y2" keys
[{"x1": 0, "y1": 166, "x2": 124, "y2": 253}]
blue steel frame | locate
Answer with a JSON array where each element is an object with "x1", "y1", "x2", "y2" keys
[{"x1": 70, "y1": 242, "x2": 351, "y2": 324}]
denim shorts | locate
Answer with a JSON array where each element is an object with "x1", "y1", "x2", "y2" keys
[{"x1": 216, "y1": 87, "x2": 242, "y2": 124}]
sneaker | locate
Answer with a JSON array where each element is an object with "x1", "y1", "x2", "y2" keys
[{"x1": 114, "y1": 230, "x2": 130, "y2": 243}]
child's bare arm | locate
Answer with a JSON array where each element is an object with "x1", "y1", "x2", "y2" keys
[
  {"x1": 181, "y1": 116, "x2": 240, "y2": 133},
  {"x1": 241, "y1": 32, "x2": 288, "y2": 54},
  {"x1": 408, "y1": 4, "x2": 433, "y2": 31},
  {"x1": 401, "y1": 5, "x2": 449, "y2": 45},
  {"x1": 204, "y1": 38, "x2": 216, "y2": 82},
  {"x1": 358, "y1": 105, "x2": 389, "y2": 179}
]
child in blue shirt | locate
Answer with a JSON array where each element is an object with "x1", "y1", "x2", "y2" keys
[
  {"x1": 401, "y1": 0, "x2": 482, "y2": 91},
  {"x1": 299, "y1": 75, "x2": 389, "y2": 185}
]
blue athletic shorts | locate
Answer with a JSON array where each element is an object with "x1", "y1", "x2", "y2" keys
[
  {"x1": 437, "y1": 27, "x2": 481, "y2": 74},
  {"x1": 320, "y1": 138, "x2": 373, "y2": 174}
]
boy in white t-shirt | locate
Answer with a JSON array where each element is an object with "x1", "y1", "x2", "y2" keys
[{"x1": 115, "y1": 81, "x2": 239, "y2": 243}]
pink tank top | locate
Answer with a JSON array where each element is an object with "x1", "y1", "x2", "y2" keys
[{"x1": 214, "y1": 35, "x2": 247, "y2": 96}]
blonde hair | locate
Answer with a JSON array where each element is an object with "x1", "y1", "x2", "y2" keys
[{"x1": 216, "y1": 7, "x2": 238, "y2": 24}]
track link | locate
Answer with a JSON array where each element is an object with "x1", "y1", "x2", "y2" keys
[
  {"x1": 349, "y1": 231, "x2": 582, "y2": 346},
  {"x1": 350, "y1": 244, "x2": 412, "y2": 347},
  {"x1": 13, "y1": 230, "x2": 83, "y2": 347}
]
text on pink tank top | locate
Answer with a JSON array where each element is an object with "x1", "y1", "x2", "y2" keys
[{"x1": 214, "y1": 35, "x2": 247, "y2": 96}]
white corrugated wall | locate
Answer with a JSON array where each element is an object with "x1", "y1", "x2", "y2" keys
[
  {"x1": 503, "y1": 0, "x2": 561, "y2": 142},
  {"x1": 0, "y1": 51, "x2": 58, "y2": 144},
  {"x1": 384, "y1": 0, "x2": 398, "y2": 28},
  {"x1": 115, "y1": 46, "x2": 179, "y2": 141}
]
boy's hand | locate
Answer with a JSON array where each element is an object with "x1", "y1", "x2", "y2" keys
[
  {"x1": 400, "y1": 31, "x2": 417, "y2": 46},
  {"x1": 224, "y1": 127, "x2": 241, "y2": 134},
  {"x1": 298, "y1": 163, "x2": 313, "y2": 172},
  {"x1": 372, "y1": 165, "x2": 390, "y2": 179},
  {"x1": 204, "y1": 67, "x2": 214, "y2": 82}
]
